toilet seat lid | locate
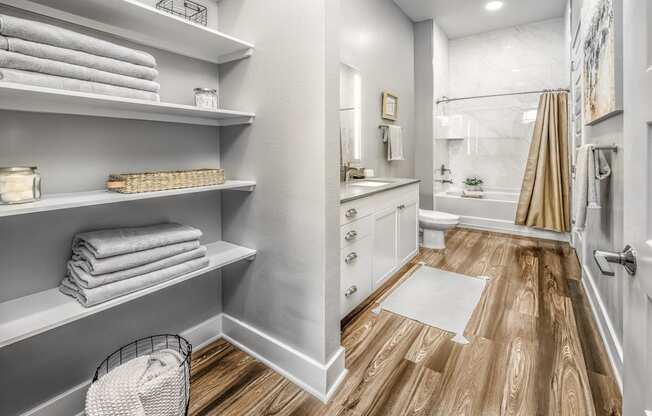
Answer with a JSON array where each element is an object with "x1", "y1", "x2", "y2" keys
[{"x1": 419, "y1": 209, "x2": 460, "y2": 223}]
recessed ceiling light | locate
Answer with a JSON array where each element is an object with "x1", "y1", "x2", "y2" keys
[{"x1": 485, "y1": 1, "x2": 504, "y2": 11}]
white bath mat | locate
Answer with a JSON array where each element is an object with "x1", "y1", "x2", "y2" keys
[{"x1": 378, "y1": 266, "x2": 488, "y2": 344}]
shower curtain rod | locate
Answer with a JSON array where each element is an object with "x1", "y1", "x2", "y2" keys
[{"x1": 436, "y1": 88, "x2": 570, "y2": 104}]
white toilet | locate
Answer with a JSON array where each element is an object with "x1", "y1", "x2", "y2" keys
[{"x1": 418, "y1": 209, "x2": 460, "y2": 249}]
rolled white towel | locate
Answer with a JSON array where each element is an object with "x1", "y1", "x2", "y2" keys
[
  {"x1": 72, "y1": 223, "x2": 203, "y2": 259},
  {"x1": 0, "y1": 50, "x2": 160, "y2": 92},
  {"x1": 0, "y1": 35, "x2": 158, "y2": 80},
  {"x1": 0, "y1": 68, "x2": 160, "y2": 101},
  {"x1": 0, "y1": 14, "x2": 156, "y2": 68}
]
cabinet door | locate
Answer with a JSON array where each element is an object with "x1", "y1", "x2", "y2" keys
[
  {"x1": 372, "y1": 205, "x2": 397, "y2": 288},
  {"x1": 397, "y1": 198, "x2": 419, "y2": 266}
]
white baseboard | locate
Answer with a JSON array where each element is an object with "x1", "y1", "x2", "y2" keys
[
  {"x1": 21, "y1": 312, "x2": 225, "y2": 416},
  {"x1": 21, "y1": 312, "x2": 347, "y2": 415},
  {"x1": 221, "y1": 314, "x2": 347, "y2": 403},
  {"x1": 458, "y1": 215, "x2": 570, "y2": 242},
  {"x1": 581, "y1": 264, "x2": 624, "y2": 392}
]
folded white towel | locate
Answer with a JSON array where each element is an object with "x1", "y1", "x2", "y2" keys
[
  {"x1": 0, "y1": 68, "x2": 160, "y2": 101},
  {"x1": 574, "y1": 145, "x2": 611, "y2": 229},
  {"x1": 68, "y1": 246, "x2": 207, "y2": 288},
  {"x1": 0, "y1": 36, "x2": 158, "y2": 80},
  {"x1": 0, "y1": 50, "x2": 160, "y2": 92},
  {"x1": 73, "y1": 224, "x2": 203, "y2": 259},
  {"x1": 60, "y1": 256, "x2": 209, "y2": 307},
  {"x1": 86, "y1": 349, "x2": 186, "y2": 416},
  {"x1": 0, "y1": 14, "x2": 156, "y2": 68},
  {"x1": 385, "y1": 125, "x2": 405, "y2": 161},
  {"x1": 71, "y1": 240, "x2": 201, "y2": 276}
]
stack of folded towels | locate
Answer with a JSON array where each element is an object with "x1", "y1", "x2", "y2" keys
[
  {"x1": 0, "y1": 14, "x2": 160, "y2": 101},
  {"x1": 60, "y1": 223, "x2": 209, "y2": 307}
]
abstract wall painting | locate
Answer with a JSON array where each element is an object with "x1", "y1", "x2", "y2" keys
[{"x1": 582, "y1": 0, "x2": 622, "y2": 125}]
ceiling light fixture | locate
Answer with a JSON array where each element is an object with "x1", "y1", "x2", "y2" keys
[{"x1": 485, "y1": 1, "x2": 504, "y2": 11}]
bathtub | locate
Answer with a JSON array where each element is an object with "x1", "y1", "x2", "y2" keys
[{"x1": 434, "y1": 190, "x2": 568, "y2": 241}]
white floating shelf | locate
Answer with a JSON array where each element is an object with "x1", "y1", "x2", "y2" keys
[
  {"x1": 0, "y1": 180, "x2": 256, "y2": 218},
  {"x1": 2, "y1": 0, "x2": 255, "y2": 64},
  {"x1": 0, "y1": 241, "x2": 256, "y2": 348},
  {"x1": 0, "y1": 82, "x2": 255, "y2": 126}
]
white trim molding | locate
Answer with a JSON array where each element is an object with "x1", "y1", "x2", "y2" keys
[
  {"x1": 20, "y1": 313, "x2": 225, "y2": 416},
  {"x1": 581, "y1": 264, "x2": 624, "y2": 391},
  {"x1": 20, "y1": 312, "x2": 347, "y2": 415},
  {"x1": 221, "y1": 314, "x2": 347, "y2": 403}
]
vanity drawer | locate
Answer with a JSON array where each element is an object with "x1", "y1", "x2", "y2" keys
[
  {"x1": 340, "y1": 199, "x2": 374, "y2": 225},
  {"x1": 340, "y1": 215, "x2": 372, "y2": 248},
  {"x1": 340, "y1": 237, "x2": 373, "y2": 318}
]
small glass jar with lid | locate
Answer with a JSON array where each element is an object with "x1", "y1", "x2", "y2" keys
[
  {"x1": 194, "y1": 88, "x2": 219, "y2": 110},
  {"x1": 0, "y1": 167, "x2": 41, "y2": 204}
]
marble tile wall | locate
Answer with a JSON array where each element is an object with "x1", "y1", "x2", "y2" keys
[{"x1": 437, "y1": 18, "x2": 566, "y2": 192}]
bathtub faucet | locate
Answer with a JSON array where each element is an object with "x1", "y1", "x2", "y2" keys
[
  {"x1": 438, "y1": 164, "x2": 452, "y2": 175},
  {"x1": 435, "y1": 179, "x2": 454, "y2": 184}
]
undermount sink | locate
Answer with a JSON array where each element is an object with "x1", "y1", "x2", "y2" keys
[{"x1": 350, "y1": 181, "x2": 391, "y2": 187}]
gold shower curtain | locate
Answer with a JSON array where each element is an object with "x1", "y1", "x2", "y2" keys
[{"x1": 515, "y1": 92, "x2": 570, "y2": 232}]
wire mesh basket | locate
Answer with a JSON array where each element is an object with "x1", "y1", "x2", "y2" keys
[
  {"x1": 156, "y1": 0, "x2": 208, "y2": 26},
  {"x1": 92, "y1": 334, "x2": 192, "y2": 416}
]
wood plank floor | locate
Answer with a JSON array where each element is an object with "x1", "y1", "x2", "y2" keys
[{"x1": 189, "y1": 229, "x2": 622, "y2": 416}]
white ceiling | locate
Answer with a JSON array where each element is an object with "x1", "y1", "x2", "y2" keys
[{"x1": 393, "y1": 0, "x2": 567, "y2": 39}]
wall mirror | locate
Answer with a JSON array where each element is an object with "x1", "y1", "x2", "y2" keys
[{"x1": 340, "y1": 63, "x2": 362, "y2": 165}]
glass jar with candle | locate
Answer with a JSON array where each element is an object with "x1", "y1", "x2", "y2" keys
[
  {"x1": 0, "y1": 167, "x2": 41, "y2": 204},
  {"x1": 193, "y1": 88, "x2": 219, "y2": 110}
]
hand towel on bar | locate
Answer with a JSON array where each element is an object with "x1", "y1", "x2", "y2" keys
[
  {"x1": 73, "y1": 223, "x2": 203, "y2": 259},
  {"x1": 573, "y1": 145, "x2": 611, "y2": 229},
  {"x1": 386, "y1": 125, "x2": 405, "y2": 161},
  {"x1": 0, "y1": 36, "x2": 158, "y2": 80},
  {"x1": 71, "y1": 240, "x2": 201, "y2": 275},
  {"x1": 0, "y1": 68, "x2": 160, "y2": 101},
  {"x1": 0, "y1": 14, "x2": 156, "y2": 68},
  {"x1": 69, "y1": 246, "x2": 207, "y2": 288},
  {"x1": 0, "y1": 50, "x2": 160, "y2": 92},
  {"x1": 60, "y1": 256, "x2": 210, "y2": 307},
  {"x1": 86, "y1": 349, "x2": 186, "y2": 416}
]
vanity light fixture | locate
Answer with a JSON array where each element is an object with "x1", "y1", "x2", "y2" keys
[{"x1": 485, "y1": 1, "x2": 504, "y2": 11}]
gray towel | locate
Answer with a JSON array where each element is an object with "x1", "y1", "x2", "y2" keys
[
  {"x1": 0, "y1": 50, "x2": 160, "y2": 92},
  {"x1": 73, "y1": 224, "x2": 203, "y2": 259},
  {"x1": 71, "y1": 240, "x2": 201, "y2": 275},
  {"x1": 60, "y1": 257, "x2": 210, "y2": 307},
  {"x1": 0, "y1": 68, "x2": 160, "y2": 101},
  {"x1": 0, "y1": 14, "x2": 156, "y2": 68},
  {"x1": 0, "y1": 36, "x2": 158, "y2": 80},
  {"x1": 69, "y1": 246, "x2": 207, "y2": 288}
]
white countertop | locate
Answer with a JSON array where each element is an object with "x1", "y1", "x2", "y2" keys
[{"x1": 340, "y1": 178, "x2": 420, "y2": 203}]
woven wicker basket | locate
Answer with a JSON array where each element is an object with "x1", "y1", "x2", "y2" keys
[{"x1": 106, "y1": 169, "x2": 225, "y2": 194}]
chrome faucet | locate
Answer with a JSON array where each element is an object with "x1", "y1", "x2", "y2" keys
[
  {"x1": 435, "y1": 179, "x2": 454, "y2": 184},
  {"x1": 342, "y1": 164, "x2": 363, "y2": 182},
  {"x1": 438, "y1": 164, "x2": 452, "y2": 175}
]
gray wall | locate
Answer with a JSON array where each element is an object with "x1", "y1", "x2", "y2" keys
[
  {"x1": 571, "y1": 0, "x2": 624, "y2": 379},
  {"x1": 340, "y1": 0, "x2": 415, "y2": 179},
  {"x1": 0, "y1": 7, "x2": 225, "y2": 415},
  {"x1": 414, "y1": 20, "x2": 434, "y2": 209},
  {"x1": 217, "y1": 0, "x2": 341, "y2": 365}
]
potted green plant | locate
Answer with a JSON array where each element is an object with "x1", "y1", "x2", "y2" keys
[{"x1": 463, "y1": 177, "x2": 484, "y2": 192}]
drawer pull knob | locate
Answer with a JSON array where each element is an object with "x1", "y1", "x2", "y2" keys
[
  {"x1": 345, "y1": 252, "x2": 358, "y2": 264},
  {"x1": 345, "y1": 208, "x2": 358, "y2": 218},
  {"x1": 344, "y1": 285, "x2": 358, "y2": 297},
  {"x1": 345, "y1": 230, "x2": 358, "y2": 241}
]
